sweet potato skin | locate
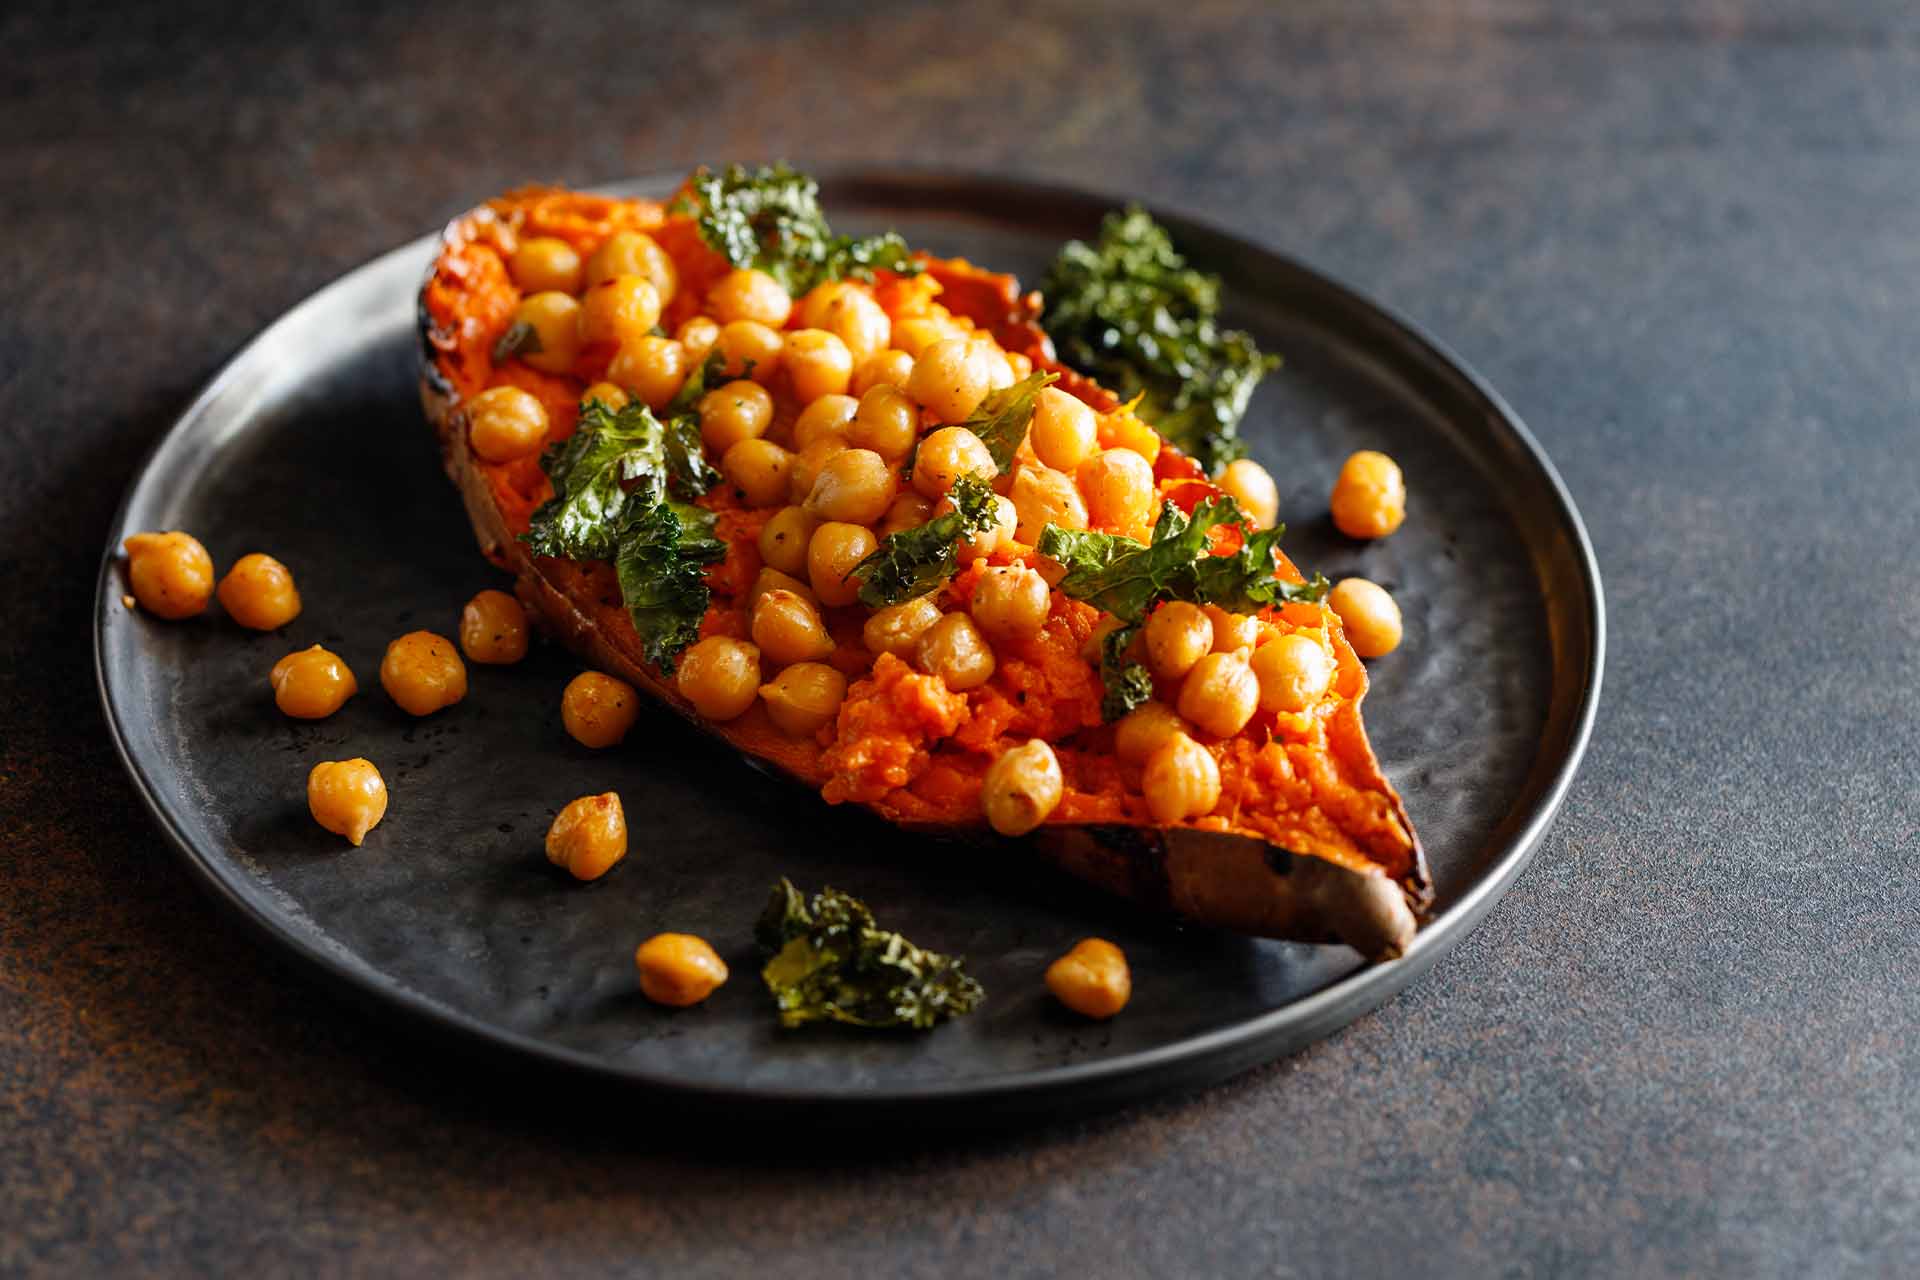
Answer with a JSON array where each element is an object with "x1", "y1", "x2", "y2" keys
[{"x1": 419, "y1": 187, "x2": 1429, "y2": 960}]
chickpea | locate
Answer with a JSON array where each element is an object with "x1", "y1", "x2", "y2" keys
[
  {"x1": 788, "y1": 437, "x2": 850, "y2": 505},
  {"x1": 878, "y1": 492, "x2": 935, "y2": 537},
  {"x1": 216, "y1": 553, "x2": 301, "y2": 630},
  {"x1": 1328, "y1": 577, "x2": 1403, "y2": 658},
  {"x1": 1251, "y1": 632, "x2": 1334, "y2": 713},
  {"x1": 906, "y1": 337, "x2": 992, "y2": 423},
  {"x1": 757, "y1": 506, "x2": 818, "y2": 576},
  {"x1": 1219, "y1": 458, "x2": 1280, "y2": 530},
  {"x1": 675, "y1": 315, "x2": 721, "y2": 362},
  {"x1": 970, "y1": 564, "x2": 1051, "y2": 642},
  {"x1": 1143, "y1": 601, "x2": 1213, "y2": 679},
  {"x1": 1113, "y1": 701, "x2": 1189, "y2": 765},
  {"x1": 850, "y1": 384, "x2": 921, "y2": 462},
  {"x1": 806, "y1": 521, "x2": 877, "y2": 608},
  {"x1": 723, "y1": 438, "x2": 794, "y2": 507},
  {"x1": 911, "y1": 425, "x2": 996, "y2": 499},
  {"x1": 746, "y1": 567, "x2": 815, "y2": 617},
  {"x1": 124, "y1": 531, "x2": 214, "y2": 619},
  {"x1": 706, "y1": 267, "x2": 792, "y2": 328},
  {"x1": 635, "y1": 933, "x2": 729, "y2": 1007},
  {"x1": 804, "y1": 447, "x2": 897, "y2": 526},
  {"x1": 794, "y1": 393, "x2": 859, "y2": 449},
  {"x1": 560, "y1": 671, "x2": 641, "y2": 752},
  {"x1": 465, "y1": 385, "x2": 550, "y2": 464},
  {"x1": 1142, "y1": 732, "x2": 1222, "y2": 824},
  {"x1": 981, "y1": 739, "x2": 1064, "y2": 836},
  {"x1": 580, "y1": 381, "x2": 629, "y2": 411},
  {"x1": 751, "y1": 589, "x2": 836, "y2": 666},
  {"x1": 608, "y1": 335, "x2": 687, "y2": 410},
  {"x1": 977, "y1": 340, "x2": 1016, "y2": 392},
  {"x1": 1011, "y1": 466, "x2": 1089, "y2": 544},
  {"x1": 509, "y1": 292, "x2": 582, "y2": 375},
  {"x1": 579, "y1": 275, "x2": 663, "y2": 351},
  {"x1": 699, "y1": 379, "x2": 774, "y2": 454},
  {"x1": 1203, "y1": 604, "x2": 1264, "y2": 654},
  {"x1": 915, "y1": 612, "x2": 996, "y2": 691},
  {"x1": 1330, "y1": 449, "x2": 1407, "y2": 540},
  {"x1": 850, "y1": 348, "x2": 915, "y2": 397},
  {"x1": 1176, "y1": 649, "x2": 1260, "y2": 737},
  {"x1": 863, "y1": 595, "x2": 942, "y2": 657},
  {"x1": 586, "y1": 229, "x2": 677, "y2": 301},
  {"x1": 941, "y1": 492, "x2": 1016, "y2": 564},
  {"x1": 758, "y1": 661, "x2": 848, "y2": 737},
  {"x1": 459, "y1": 588, "x2": 529, "y2": 664},
  {"x1": 1029, "y1": 386, "x2": 1098, "y2": 472},
  {"x1": 379, "y1": 630, "x2": 468, "y2": 716},
  {"x1": 893, "y1": 315, "x2": 959, "y2": 359},
  {"x1": 675, "y1": 636, "x2": 761, "y2": 721},
  {"x1": 508, "y1": 235, "x2": 583, "y2": 294},
  {"x1": 307, "y1": 758, "x2": 388, "y2": 846},
  {"x1": 1076, "y1": 448, "x2": 1157, "y2": 532},
  {"x1": 1008, "y1": 352, "x2": 1034, "y2": 379},
  {"x1": 545, "y1": 792, "x2": 627, "y2": 881},
  {"x1": 1046, "y1": 938, "x2": 1132, "y2": 1019},
  {"x1": 269, "y1": 645, "x2": 357, "y2": 719},
  {"x1": 783, "y1": 328, "x2": 854, "y2": 403},
  {"x1": 712, "y1": 320, "x2": 784, "y2": 382},
  {"x1": 802, "y1": 281, "x2": 891, "y2": 359}
]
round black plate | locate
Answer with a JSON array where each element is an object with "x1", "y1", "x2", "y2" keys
[{"x1": 94, "y1": 172, "x2": 1602, "y2": 1122}]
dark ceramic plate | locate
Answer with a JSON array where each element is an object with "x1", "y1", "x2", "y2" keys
[{"x1": 95, "y1": 172, "x2": 1602, "y2": 1122}]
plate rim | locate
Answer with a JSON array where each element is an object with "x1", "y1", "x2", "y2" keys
[{"x1": 93, "y1": 167, "x2": 1605, "y2": 1114}]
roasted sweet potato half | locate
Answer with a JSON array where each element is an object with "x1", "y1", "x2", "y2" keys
[{"x1": 418, "y1": 177, "x2": 1430, "y2": 959}]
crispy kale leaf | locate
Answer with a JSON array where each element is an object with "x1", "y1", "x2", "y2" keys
[
  {"x1": 957, "y1": 370, "x2": 1057, "y2": 473},
  {"x1": 851, "y1": 474, "x2": 999, "y2": 608},
  {"x1": 1040, "y1": 206, "x2": 1279, "y2": 473},
  {"x1": 613, "y1": 501, "x2": 727, "y2": 671},
  {"x1": 756, "y1": 879, "x2": 985, "y2": 1031},
  {"x1": 1099, "y1": 623, "x2": 1154, "y2": 723},
  {"x1": 662, "y1": 353, "x2": 723, "y2": 500},
  {"x1": 681, "y1": 163, "x2": 919, "y2": 295}
]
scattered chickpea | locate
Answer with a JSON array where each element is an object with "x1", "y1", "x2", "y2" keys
[
  {"x1": 758, "y1": 661, "x2": 848, "y2": 737},
  {"x1": 307, "y1": 758, "x2": 388, "y2": 846},
  {"x1": 916, "y1": 611, "x2": 997, "y2": 691},
  {"x1": 587, "y1": 230, "x2": 677, "y2": 301},
  {"x1": 893, "y1": 315, "x2": 960, "y2": 359},
  {"x1": 579, "y1": 275, "x2": 663, "y2": 351},
  {"x1": 1176, "y1": 649, "x2": 1261, "y2": 737},
  {"x1": 1251, "y1": 633, "x2": 1334, "y2": 713},
  {"x1": 1046, "y1": 938, "x2": 1132, "y2": 1019},
  {"x1": 706, "y1": 267, "x2": 792, "y2": 328},
  {"x1": 982, "y1": 739, "x2": 1064, "y2": 836},
  {"x1": 788, "y1": 437, "x2": 851, "y2": 505},
  {"x1": 467, "y1": 385, "x2": 551, "y2": 464},
  {"x1": 545, "y1": 792, "x2": 628, "y2": 881},
  {"x1": 561, "y1": 671, "x2": 640, "y2": 749},
  {"x1": 793, "y1": 393, "x2": 860, "y2": 449},
  {"x1": 849, "y1": 384, "x2": 921, "y2": 462},
  {"x1": 1029, "y1": 386, "x2": 1099, "y2": 473},
  {"x1": 970, "y1": 565, "x2": 1052, "y2": 642},
  {"x1": 1143, "y1": 601, "x2": 1213, "y2": 680},
  {"x1": 675, "y1": 315, "x2": 721, "y2": 362},
  {"x1": 850, "y1": 348, "x2": 915, "y2": 397},
  {"x1": 1011, "y1": 466, "x2": 1089, "y2": 544},
  {"x1": 1113, "y1": 701, "x2": 1189, "y2": 765},
  {"x1": 1141, "y1": 732, "x2": 1222, "y2": 824},
  {"x1": 801, "y1": 281, "x2": 891, "y2": 359},
  {"x1": 757, "y1": 506, "x2": 818, "y2": 576},
  {"x1": 124, "y1": 531, "x2": 214, "y2": 619},
  {"x1": 459, "y1": 588, "x2": 529, "y2": 665},
  {"x1": 804, "y1": 448, "x2": 898, "y2": 526},
  {"x1": 807, "y1": 521, "x2": 878, "y2": 608},
  {"x1": 1330, "y1": 449, "x2": 1407, "y2": 540},
  {"x1": 270, "y1": 645, "x2": 357, "y2": 720},
  {"x1": 1219, "y1": 458, "x2": 1280, "y2": 530},
  {"x1": 1203, "y1": 604, "x2": 1264, "y2": 654},
  {"x1": 508, "y1": 291, "x2": 582, "y2": 375},
  {"x1": 724, "y1": 438, "x2": 795, "y2": 507},
  {"x1": 751, "y1": 589, "x2": 837, "y2": 666},
  {"x1": 675, "y1": 636, "x2": 761, "y2": 722},
  {"x1": 912, "y1": 425, "x2": 996, "y2": 500},
  {"x1": 608, "y1": 335, "x2": 688, "y2": 410},
  {"x1": 783, "y1": 329, "x2": 855, "y2": 403},
  {"x1": 635, "y1": 933, "x2": 729, "y2": 1007},
  {"x1": 379, "y1": 630, "x2": 467, "y2": 716},
  {"x1": 746, "y1": 567, "x2": 815, "y2": 616},
  {"x1": 508, "y1": 236, "x2": 583, "y2": 294},
  {"x1": 712, "y1": 320, "x2": 784, "y2": 382},
  {"x1": 217, "y1": 553, "x2": 302, "y2": 630},
  {"x1": 699, "y1": 379, "x2": 774, "y2": 454},
  {"x1": 863, "y1": 595, "x2": 942, "y2": 658},
  {"x1": 906, "y1": 337, "x2": 993, "y2": 422},
  {"x1": 878, "y1": 492, "x2": 935, "y2": 537},
  {"x1": 580, "y1": 381, "x2": 629, "y2": 411},
  {"x1": 1327, "y1": 577, "x2": 1404, "y2": 658},
  {"x1": 1077, "y1": 448, "x2": 1157, "y2": 531}
]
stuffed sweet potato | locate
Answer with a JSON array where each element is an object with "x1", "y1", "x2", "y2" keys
[{"x1": 418, "y1": 167, "x2": 1430, "y2": 959}]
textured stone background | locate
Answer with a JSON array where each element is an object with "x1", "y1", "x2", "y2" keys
[{"x1": 4, "y1": 1, "x2": 1917, "y2": 1275}]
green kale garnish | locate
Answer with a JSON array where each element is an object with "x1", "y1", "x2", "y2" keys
[
  {"x1": 1099, "y1": 623, "x2": 1154, "y2": 723},
  {"x1": 680, "y1": 163, "x2": 920, "y2": 295},
  {"x1": 956, "y1": 370, "x2": 1058, "y2": 473},
  {"x1": 756, "y1": 879, "x2": 985, "y2": 1031},
  {"x1": 613, "y1": 501, "x2": 727, "y2": 670},
  {"x1": 850, "y1": 474, "x2": 1000, "y2": 608},
  {"x1": 662, "y1": 353, "x2": 724, "y2": 500},
  {"x1": 1040, "y1": 206, "x2": 1279, "y2": 473}
]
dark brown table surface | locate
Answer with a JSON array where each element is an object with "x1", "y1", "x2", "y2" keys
[{"x1": 7, "y1": 1, "x2": 1918, "y2": 1274}]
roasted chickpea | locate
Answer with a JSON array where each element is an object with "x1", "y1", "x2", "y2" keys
[
  {"x1": 459, "y1": 588, "x2": 529, "y2": 664},
  {"x1": 751, "y1": 589, "x2": 836, "y2": 666},
  {"x1": 723, "y1": 438, "x2": 794, "y2": 507},
  {"x1": 1330, "y1": 449, "x2": 1407, "y2": 540},
  {"x1": 863, "y1": 594, "x2": 942, "y2": 657},
  {"x1": 977, "y1": 339, "x2": 1016, "y2": 392},
  {"x1": 711, "y1": 320, "x2": 783, "y2": 382},
  {"x1": 788, "y1": 437, "x2": 851, "y2": 505},
  {"x1": 1177, "y1": 649, "x2": 1260, "y2": 737},
  {"x1": 465, "y1": 385, "x2": 551, "y2": 463},
  {"x1": 635, "y1": 933, "x2": 729, "y2": 1007},
  {"x1": 699, "y1": 379, "x2": 774, "y2": 454},
  {"x1": 911, "y1": 425, "x2": 995, "y2": 500},
  {"x1": 783, "y1": 328, "x2": 854, "y2": 403},
  {"x1": 906, "y1": 337, "x2": 992, "y2": 423},
  {"x1": 804, "y1": 447, "x2": 898, "y2": 526},
  {"x1": 878, "y1": 492, "x2": 935, "y2": 537},
  {"x1": 1029, "y1": 386, "x2": 1098, "y2": 472},
  {"x1": 675, "y1": 636, "x2": 761, "y2": 721},
  {"x1": 1077, "y1": 448, "x2": 1157, "y2": 531},
  {"x1": 1142, "y1": 732, "x2": 1222, "y2": 824},
  {"x1": 1251, "y1": 632, "x2": 1334, "y2": 713},
  {"x1": 915, "y1": 612, "x2": 996, "y2": 691},
  {"x1": 759, "y1": 661, "x2": 848, "y2": 737},
  {"x1": 579, "y1": 275, "x2": 662, "y2": 351},
  {"x1": 793, "y1": 393, "x2": 859, "y2": 449},
  {"x1": 982, "y1": 739, "x2": 1064, "y2": 836},
  {"x1": 308, "y1": 758, "x2": 388, "y2": 846},
  {"x1": 216, "y1": 553, "x2": 301, "y2": 630},
  {"x1": 1113, "y1": 701, "x2": 1188, "y2": 765},
  {"x1": 1203, "y1": 604, "x2": 1264, "y2": 654},
  {"x1": 746, "y1": 566, "x2": 815, "y2": 616},
  {"x1": 1143, "y1": 601, "x2": 1213, "y2": 679},
  {"x1": 893, "y1": 315, "x2": 960, "y2": 359},
  {"x1": 580, "y1": 381, "x2": 629, "y2": 411},
  {"x1": 270, "y1": 645, "x2": 357, "y2": 719},
  {"x1": 509, "y1": 236, "x2": 584, "y2": 294},
  {"x1": 675, "y1": 315, "x2": 721, "y2": 362},
  {"x1": 587, "y1": 230, "x2": 677, "y2": 301},
  {"x1": 757, "y1": 506, "x2": 818, "y2": 576},
  {"x1": 539, "y1": 791, "x2": 626, "y2": 881},
  {"x1": 509, "y1": 292, "x2": 582, "y2": 375},
  {"x1": 608, "y1": 335, "x2": 687, "y2": 410},
  {"x1": 706, "y1": 267, "x2": 792, "y2": 328},
  {"x1": 1012, "y1": 466, "x2": 1089, "y2": 544},
  {"x1": 806, "y1": 521, "x2": 878, "y2": 608},
  {"x1": 124, "y1": 531, "x2": 214, "y2": 619},
  {"x1": 941, "y1": 492, "x2": 1016, "y2": 564},
  {"x1": 850, "y1": 348, "x2": 915, "y2": 397},
  {"x1": 802, "y1": 281, "x2": 892, "y2": 359},
  {"x1": 1328, "y1": 577, "x2": 1403, "y2": 658},
  {"x1": 379, "y1": 630, "x2": 468, "y2": 716},
  {"x1": 850, "y1": 384, "x2": 921, "y2": 462},
  {"x1": 1046, "y1": 938, "x2": 1131, "y2": 1019},
  {"x1": 1220, "y1": 458, "x2": 1280, "y2": 530},
  {"x1": 970, "y1": 565, "x2": 1051, "y2": 642}
]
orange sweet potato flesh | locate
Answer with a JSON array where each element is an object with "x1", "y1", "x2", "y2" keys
[{"x1": 419, "y1": 185, "x2": 1431, "y2": 959}]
